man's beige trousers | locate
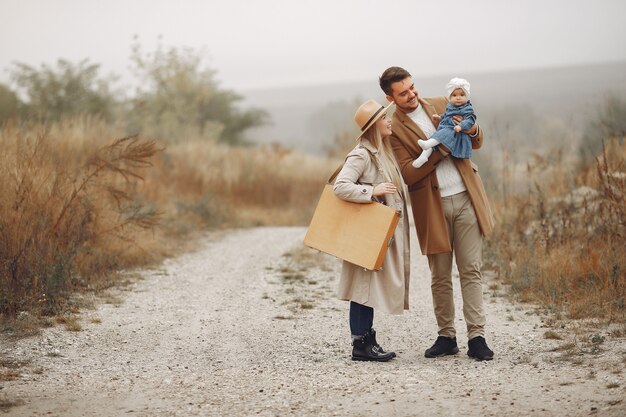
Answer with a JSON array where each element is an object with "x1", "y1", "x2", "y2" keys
[{"x1": 427, "y1": 191, "x2": 486, "y2": 340}]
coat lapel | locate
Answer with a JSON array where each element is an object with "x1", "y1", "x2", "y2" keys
[
  {"x1": 419, "y1": 98, "x2": 441, "y2": 129},
  {"x1": 395, "y1": 108, "x2": 427, "y2": 141},
  {"x1": 394, "y1": 106, "x2": 428, "y2": 159}
]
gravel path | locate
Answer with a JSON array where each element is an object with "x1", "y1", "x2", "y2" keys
[{"x1": 1, "y1": 226, "x2": 625, "y2": 416}]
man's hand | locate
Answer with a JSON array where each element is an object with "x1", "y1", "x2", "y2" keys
[{"x1": 452, "y1": 115, "x2": 478, "y2": 135}]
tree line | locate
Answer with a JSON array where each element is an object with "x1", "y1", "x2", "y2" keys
[{"x1": 0, "y1": 40, "x2": 267, "y2": 145}]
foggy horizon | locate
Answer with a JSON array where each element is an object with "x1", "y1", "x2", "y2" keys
[{"x1": 2, "y1": 0, "x2": 626, "y2": 92}]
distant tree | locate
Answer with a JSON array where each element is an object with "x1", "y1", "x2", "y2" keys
[
  {"x1": 128, "y1": 39, "x2": 267, "y2": 144},
  {"x1": 10, "y1": 59, "x2": 117, "y2": 122},
  {"x1": 580, "y1": 95, "x2": 626, "y2": 164},
  {"x1": 0, "y1": 83, "x2": 21, "y2": 123},
  {"x1": 308, "y1": 97, "x2": 362, "y2": 156},
  {"x1": 309, "y1": 97, "x2": 362, "y2": 144}
]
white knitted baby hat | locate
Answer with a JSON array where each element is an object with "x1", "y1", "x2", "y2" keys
[{"x1": 446, "y1": 77, "x2": 471, "y2": 99}]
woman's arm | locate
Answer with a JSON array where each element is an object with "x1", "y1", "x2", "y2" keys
[{"x1": 333, "y1": 150, "x2": 375, "y2": 203}]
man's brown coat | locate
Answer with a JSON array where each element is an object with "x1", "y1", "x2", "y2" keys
[{"x1": 389, "y1": 97, "x2": 494, "y2": 255}]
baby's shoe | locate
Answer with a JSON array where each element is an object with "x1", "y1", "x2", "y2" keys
[{"x1": 412, "y1": 155, "x2": 427, "y2": 168}]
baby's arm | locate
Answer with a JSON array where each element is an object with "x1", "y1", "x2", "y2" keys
[
  {"x1": 458, "y1": 113, "x2": 476, "y2": 131},
  {"x1": 457, "y1": 103, "x2": 477, "y2": 132}
]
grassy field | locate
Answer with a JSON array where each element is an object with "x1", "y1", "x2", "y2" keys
[
  {"x1": 1, "y1": 116, "x2": 624, "y2": 331},
  {"x1": 0, "y1": 118, "x2": 336, "y2": 324}
]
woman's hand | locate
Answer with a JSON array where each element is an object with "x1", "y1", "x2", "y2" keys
[{"x1": 373, "y1": 182, "x2": 397, "y2": 197}]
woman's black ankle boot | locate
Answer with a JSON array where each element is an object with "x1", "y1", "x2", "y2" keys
[
  {"x1": 351, "y1": 331, "x2": 395, "y2": 362},
  {"x1": 370, "y1": 328, "x2": 396, "y2": 358}
]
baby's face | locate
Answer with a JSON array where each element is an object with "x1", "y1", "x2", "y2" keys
[{"x1": 450, "y1": 88, "x2": 469, "y2": 106}]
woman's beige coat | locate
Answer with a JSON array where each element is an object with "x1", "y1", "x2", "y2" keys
[{"x1": 333, "y1": 139, "x2": 410, "y2": 315}]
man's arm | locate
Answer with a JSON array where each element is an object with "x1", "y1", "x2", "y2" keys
[
  {"x1": 456, "y1": 115, "x2": 483, "y2": 148},
  {"x1": 455, "y1": 102, "x2": 483, "y2": 148},
  {"x1": 469, "y1": 124, "x2": 483, "y2": 149},
  {"x1": 390, "y1": 133, "x2": 445, "y2": 189}
]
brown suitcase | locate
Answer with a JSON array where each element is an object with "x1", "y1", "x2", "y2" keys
[{"x1": 303, "y1": 155, "x2": 400, "y2": 270}]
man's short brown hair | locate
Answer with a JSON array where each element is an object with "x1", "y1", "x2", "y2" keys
[{"x1": 379, "y1": 66, "x2": 412, "y2": 96}]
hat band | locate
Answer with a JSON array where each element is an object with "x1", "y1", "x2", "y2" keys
[{"x1": 361, "y1": 106, "x2": 384, "y2": 131}]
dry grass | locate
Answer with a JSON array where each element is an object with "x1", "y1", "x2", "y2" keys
[
  {"x1": 0, "y1": 396, "x2": 25, "y2": 411},
  {"x1": 274, "y1": 246, "x2": 334, "y2": 313},
  {"x1": 0, "y1": 358, "x2": 29, "y2": 382},
  {"x1": 544, "y1": 330, "x2": 564, "y2": 340},
  {"x1": 487, "y1": 138, "x2": 626, "y2": 322},
  {"x1": 55, "y1": 314, "x2": 82, "y2": 332},
  {"x1": 154, "y1": 140, "x2": 334, "y2": 229},
  {"x1": 0, "y1": 369, "x2": 21, "y2": 381},
  {"x1": 0, "y1": 118, "x2": 336, "y2": 327}
]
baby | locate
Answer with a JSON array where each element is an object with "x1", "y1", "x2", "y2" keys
[{"x1": 412, "y1": 77, "x2": 476, "y2": 168}]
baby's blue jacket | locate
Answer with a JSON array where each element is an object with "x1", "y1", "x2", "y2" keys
[{"x1": 431, "y1": 101, "x2": 476, "y2": 159}]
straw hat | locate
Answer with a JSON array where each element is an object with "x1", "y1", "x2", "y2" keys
[{"x1": 354, "y1": 99, "x2": 394, "y2": 140}]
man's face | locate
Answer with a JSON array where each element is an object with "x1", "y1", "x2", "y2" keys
[
  {"x1": 449, "y1": 88, "x2": 469, "y2": 107},
  {"x1": 387, "y1": 77, "x2": 419, "y2": 113}
]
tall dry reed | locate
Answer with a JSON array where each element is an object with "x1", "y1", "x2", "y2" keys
[
  {"x1": 0, "y1": 121, "x2": 161, "y2": 316},
  {"x1": 148, "y1": 141, "x2": 335, "y2": 231}
]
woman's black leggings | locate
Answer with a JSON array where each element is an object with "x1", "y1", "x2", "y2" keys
[{"x1": 349, "y1": 301, "x2": 374, "y2": 336}]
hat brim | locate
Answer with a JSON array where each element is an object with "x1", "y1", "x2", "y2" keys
[{"x1": 355, "y1": 101, "x2": 395, "y2": 141}]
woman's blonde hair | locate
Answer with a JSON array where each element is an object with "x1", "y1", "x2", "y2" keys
[{"x1": 361, "y1": 122, "x2": 402, "y2": 190}]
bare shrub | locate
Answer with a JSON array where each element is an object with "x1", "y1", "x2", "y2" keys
[{"x1": 488, "y1": 137, "x2": 625, "y2": 321}]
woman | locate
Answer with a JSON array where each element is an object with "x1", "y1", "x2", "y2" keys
[{"x1": 333, "y1": 99, "x2": 410, "y2": 362}]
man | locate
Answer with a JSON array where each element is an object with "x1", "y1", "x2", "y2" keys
[{"x1": 379, "y1": 67, "x2": 495, "y2": 361}]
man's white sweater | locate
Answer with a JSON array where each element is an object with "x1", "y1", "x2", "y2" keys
[{"x1": 407, "y1": 103, "x2": 466, "y2": 197}]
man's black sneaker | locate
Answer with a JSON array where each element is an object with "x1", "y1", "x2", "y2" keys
[
  {"x1": 424, "y1": 336, "x2": 459, "y2": 358},
  {"x1": 467, "y1": 336, "x2": 494, "y2": 361}
]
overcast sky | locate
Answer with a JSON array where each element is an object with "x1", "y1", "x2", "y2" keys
[{"x1": 1, "y1": 0, "x2": 626, "y2": 92}]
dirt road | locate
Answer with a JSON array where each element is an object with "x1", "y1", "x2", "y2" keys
[{"x1": 1, "y1": 227, "x2": 625, "y2": 416}]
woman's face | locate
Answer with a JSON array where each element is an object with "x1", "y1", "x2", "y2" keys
[{"x1": 376, "y1": 113, "x2": 392, "y2": 136}]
